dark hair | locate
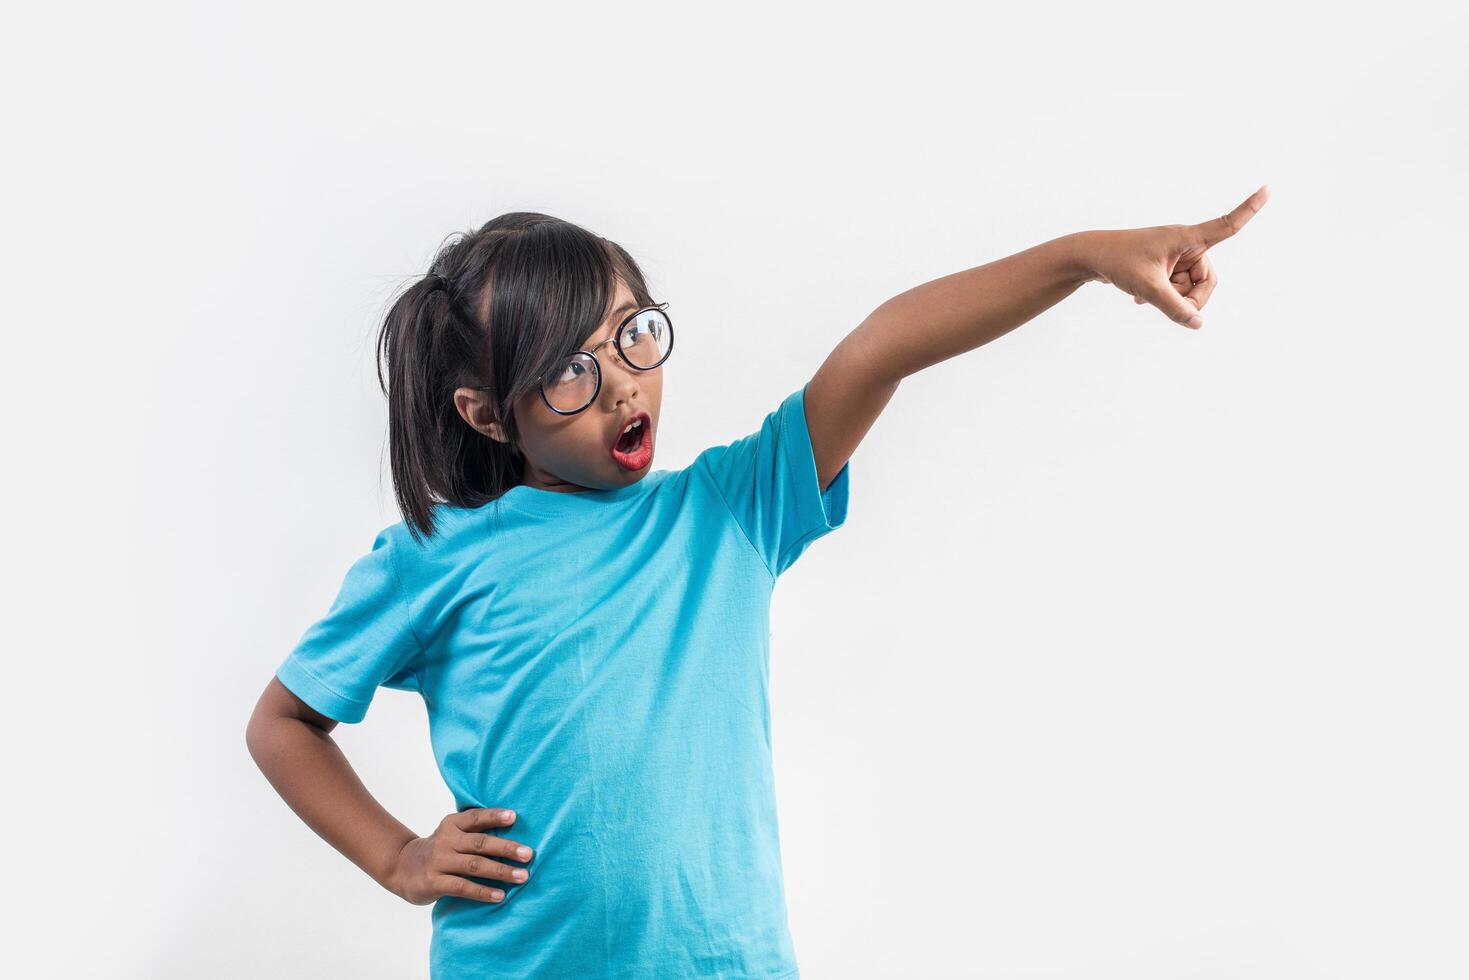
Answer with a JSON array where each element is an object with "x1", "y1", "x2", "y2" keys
[{"x1": 375, "y1": 211, "x2": 661, "y2": 544}]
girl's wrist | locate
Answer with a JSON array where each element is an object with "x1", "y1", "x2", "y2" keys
[
  {"x1": 378, "y1": 833, "x2": 420, "y2": 901},
  {"x1": 1056, "y1": 231, "x2": 1101, "y2": 287}
]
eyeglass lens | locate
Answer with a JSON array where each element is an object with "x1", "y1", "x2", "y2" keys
[{"x1": 541, "y1": 308, "x2": 672, "y2": 413}]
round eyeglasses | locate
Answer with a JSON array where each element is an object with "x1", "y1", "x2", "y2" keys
[{"x1": 473, "y1": 303, "x2": 673, "y2": 416}]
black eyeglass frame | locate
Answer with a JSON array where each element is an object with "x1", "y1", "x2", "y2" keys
[{"x1": 470, "y1": 302, "x2": 674, "y2": 416}]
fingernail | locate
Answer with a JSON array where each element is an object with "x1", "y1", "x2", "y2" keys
[
  {"x1": 513, "y1": 869, "x2": 528, "y2": 881},
  {"x1": 1186, "y1": 315, "x2": 1202, "y2": 328},
  {"x1": 503, "y1": 810, "x2": 515, "y2": 820},
  {"x1": 517, "y1": 847, "x2": 532, "y2": 860}
]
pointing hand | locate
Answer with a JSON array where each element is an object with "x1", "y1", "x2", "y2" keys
[{"x1": 1078, "y1": 184, "x2": 1270, "y2": 330}]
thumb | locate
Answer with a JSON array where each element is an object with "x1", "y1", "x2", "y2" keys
[{"x1": 1140, "y1": 276, "x2": 1203, "y2": 329}]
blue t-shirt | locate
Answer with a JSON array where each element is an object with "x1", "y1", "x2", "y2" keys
[{"x1": 276, "y1": 383, "x2": 850, "y2": 979}]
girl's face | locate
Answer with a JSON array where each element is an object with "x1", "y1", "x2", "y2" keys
[{"x1": 456, "y1": 279, "x2": 663, "y2": 494}]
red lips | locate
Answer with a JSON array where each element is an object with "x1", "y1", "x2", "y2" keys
[{"x1": 609, "y1": 411, "x2": 653, "y2": 471}]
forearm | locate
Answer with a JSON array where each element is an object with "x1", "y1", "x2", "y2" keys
[
  {"x1": 247, "y1": 714, "x2": 416, "y2": 896},
  {"x1": 852, "y1": 231, "x2": 1095, "y2": 383}
]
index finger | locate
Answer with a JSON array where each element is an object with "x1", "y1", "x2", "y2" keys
[
  {"x1": 452, "y1": 807, "x2": 518, "y2": 832},
  {"x1": 1192, "y1": 184, "x2": 1270, "y2": 248}
]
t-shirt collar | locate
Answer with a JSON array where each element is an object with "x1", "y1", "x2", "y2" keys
[{"x1": 495, "y1": 474, "x2": 657, "y2": 517}]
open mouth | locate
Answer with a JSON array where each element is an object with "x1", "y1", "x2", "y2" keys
[{"x1": 609, "y1": 412, "x2": 653, "y2": 471}]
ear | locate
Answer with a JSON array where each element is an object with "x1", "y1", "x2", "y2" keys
[{"x1": 453, "y1": 386, "x2": 510, "y2": 445}]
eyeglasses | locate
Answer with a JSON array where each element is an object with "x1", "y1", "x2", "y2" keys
[{"x1": 472, "y1": 303, "x2": 673, "y2": 416}]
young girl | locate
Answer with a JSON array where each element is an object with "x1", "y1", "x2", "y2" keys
[{"x1": 247, "y1": 190, "x2": 1267, "y2": 978}]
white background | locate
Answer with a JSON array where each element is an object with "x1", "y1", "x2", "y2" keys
[{"x1": 6, "y1": 1, "x2": 1466, "y2": 977}]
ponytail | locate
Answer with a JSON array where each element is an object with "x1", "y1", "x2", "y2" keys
[{"x1": 377, "y1": 270, "x2": 515, "y2": 544}]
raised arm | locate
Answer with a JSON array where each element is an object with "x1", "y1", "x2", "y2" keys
[{"x1": 803, "y1": 186, "x2": 1269, "y2": 490}]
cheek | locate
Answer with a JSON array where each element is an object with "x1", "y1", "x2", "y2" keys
[
  {"x1": 643, "y1": 368, "x2": 665, "y2": 402},
  {"x1": 513, "y1": 406, "x2": 565, "y2": 460},
  {"x1": 531, "y1": 417, "x2": 609, "y2": 468}
]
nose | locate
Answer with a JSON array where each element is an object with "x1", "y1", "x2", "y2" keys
[{"x1": 600, "y1": 347, "x2": 641, "y2": 409}]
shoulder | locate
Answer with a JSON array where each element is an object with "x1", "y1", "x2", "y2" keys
[
  {"x1": 676, "y1": 387, "x2": 808, "y2": 492},
  {"x1": 376, "y1": 501, "x2": 501, "y2": 574},
  {"x1": 367, "y1": 503, "x2": 516, "y2": 634}
]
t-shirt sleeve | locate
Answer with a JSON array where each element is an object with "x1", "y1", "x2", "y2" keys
[
  {"x1": 274, "y1": 526, "x2": 425, "y2": 724},
  {"x1": 695, "y1": 381, "x2": 851, "y2": 577}
]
